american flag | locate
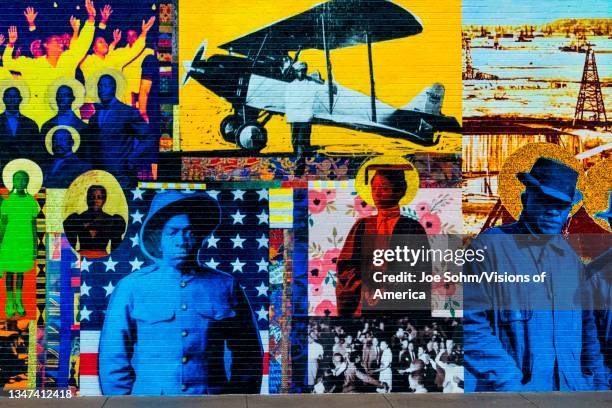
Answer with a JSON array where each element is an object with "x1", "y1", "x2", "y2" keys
[{"x1": 77, "y1": 186, "x2": 270, "y2": 395}]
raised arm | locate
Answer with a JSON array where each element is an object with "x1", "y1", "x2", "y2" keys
[
  {"x1": 3, "y1": 26, "x2": 31, "y2": 74},
  {"x1": 109, "y1": 29, "x2": 122, "y2": 52},
  {"x1": 99, "y1": 4, "x2": 113, "y2": 30},
  {"x1": 69, "y1": 16, "x2": 80, "y2": 47},
  {"x1": 24, "y1": 7, "x2": 38, "y2": 32},
  {"x1": 63, "y1": 0, "x2": 96, "y2": 64},
  {"x1": 113, "y1": 17, "x2": 155, "y2": 68}
]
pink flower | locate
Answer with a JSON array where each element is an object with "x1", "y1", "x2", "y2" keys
[
  {"x1": 324, "y1": 189, "x2": 336, "y2": 202},
  {"x1": 321, "y1": 248, "x2": 341, "y2": 274},
  {"x1": 415, "y1": 202, "x2": 431, "y2": 218},
  {"x1": 315, "y1": 300, "x2": 337, "y2": 317},
  {"x1": 354, "y1": 195, "x2": 375, "y2": 217},
  {"x1": 309, "y1": 259, "x2": 326, "y2": 286},
  {"x1": 309, "y1": 190, "x2": 328, "y2": 214},
  {"x1": 420, "y1": 212, "x2": 442, "y2": 234},
  {"x1": 309, "y1": 283, "x2": 324, "y2": 298},
  {"x1": 432, "y1": 279, "x2": 457, "y2": 297}
]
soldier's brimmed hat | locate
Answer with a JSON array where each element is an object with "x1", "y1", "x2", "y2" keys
[
  {"x1": 140, "y1": 191, "x2": 220, "y2": 260},
  {"x1": 595, "y1": 190, "x2": 612, "y2": 220},
  {"x1": 517, "y1": 157, "x2": 583, "y2": 204}
]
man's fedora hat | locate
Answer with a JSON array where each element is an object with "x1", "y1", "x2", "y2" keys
[{"x1": 517, "y1": 157, "x2": 582, "y2": 204}]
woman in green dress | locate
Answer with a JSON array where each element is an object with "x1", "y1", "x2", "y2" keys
[{"x1": 0, "y1": 171, "x2": 40, "y2": 318}]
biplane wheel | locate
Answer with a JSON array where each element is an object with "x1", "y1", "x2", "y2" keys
[
  {"x1": 220, "y1": 114, "x2": 243, "y2": 143},
  {"x1": 236, "y1": 123, "x2": 268, "y2": 151}
]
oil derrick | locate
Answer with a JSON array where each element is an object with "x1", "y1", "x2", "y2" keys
[
  {"x1": 574, "y1": 46, "x2": 607, "y2": 128},
  {"x1": 463, "y1": 34, "x2": 499, "y2": 80},
  {"x1": 462, "y1": 34, "x2": 475, "y2": 80}
]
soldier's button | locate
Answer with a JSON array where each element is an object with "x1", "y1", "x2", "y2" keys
[
  {"x1": 180, "y1": 282, "x2": 187, "y2": 288},
  {"x1": 181, "y1": 384, "x2": 187, "y2": 391},
  {"x1": 181, "y1": 304, "x2": 188, "y2": 311},
  {"x1": 182, "y1": 356, "x2": 188, "y2": 364},
  {"x1": 181, "y1": 330, "x2": 188, "y2": 337}
]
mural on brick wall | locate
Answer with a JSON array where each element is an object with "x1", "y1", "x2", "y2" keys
[
  {"x1": 0, "y1": 0, "x2": 610, "y2": 399},
  {"x1": 461, "y1": 0, "x2": 611, "y2": 394},
  {"x1": 178, "y1": 0, "x2": 462, "y2": 163}
]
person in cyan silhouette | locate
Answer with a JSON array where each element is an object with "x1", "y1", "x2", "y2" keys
[
  {"x1": 99, "y1": 191, "x2": 263, "y2": 395},
  {"x1": 63, "y1": 185, "x2": 126, "y2": 259},
  {"x1": 464, "y1": 157, "x2": 608, "y2": 391}
]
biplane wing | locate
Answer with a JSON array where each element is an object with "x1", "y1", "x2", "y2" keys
[{"x1": 218, "y1": 0, "x2": 423, "y2": 56}]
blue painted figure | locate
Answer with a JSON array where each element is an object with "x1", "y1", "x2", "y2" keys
[
  {"x1": 86, "y1": 74, "x2": 153, "y2": 187},
  {"x1": 99, "y1": 191, "x2": 263, "y2": 395},
  {"x1": 587, "y1": 189, "x2": 612, "y2": 388},
  {"x1": 464, "y1": 157, "x2": 608, "y2": 391}
]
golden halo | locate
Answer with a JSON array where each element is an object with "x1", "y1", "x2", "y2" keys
[
  {"x1": 62, "y1": 170, "x2": 129, "y2": 256},
  {"x1": 354, "y1": 156, "x2": 420, "y2": 207},
  {"x1": 45, "y1": 125, "x2": 81, "y2": 156},
  {"x1": 583, "y1": 158, "x2": 612, "y2": 231},
  {"x1": 2, "y1": 159, "x2": 43, "y2": 196},
  {"x1": 498, "y1": 142, "x2": 585, "y2": 220},
  {"x1": 0, "y1": 79, "x2": 31, "y2": 112},
  {"x1": 46, "y1": 77, "x2": 86, "y2": 112},
  {"x1": 85, "y1": 68, "x2": 127, "y2": 103}
]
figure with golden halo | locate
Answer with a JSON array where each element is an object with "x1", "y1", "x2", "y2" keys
[
  {"x1": 0, "y1": 86, "x2": 39, "y2": 165},
  {"x1": 86, "y1": 73, "x2": 152, "y2": 187},
  {"x1": 43, "y1": 127, "x2": 92, "y2": 189},
  {"x1": 0, "y1": 170, "x2": 40, "y2": 318},
  {"x1": 464, "y1": 157, "x2": 607, "y2": 391},
  {"x1": 336, "y1": 164, "x2": 428, "y2": 318},
  {"x1": 63, "y1": 185, "x2": 126, "y2": 259},
  {"x1": 41, "y1": 83, "x2": 87, "y2": 136}
]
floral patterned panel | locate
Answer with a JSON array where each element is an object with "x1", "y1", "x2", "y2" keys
[{"x1": 308, "y1": 181, "x2": 463, "y2": 318}]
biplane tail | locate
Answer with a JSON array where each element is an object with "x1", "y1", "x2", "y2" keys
[{"x1": 402, "y1": 83, "x2": 445, "y2": 116}]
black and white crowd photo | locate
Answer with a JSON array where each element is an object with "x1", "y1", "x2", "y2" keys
[{"x1": 307, "y1": 314, "x2": 464, "y2": 393}]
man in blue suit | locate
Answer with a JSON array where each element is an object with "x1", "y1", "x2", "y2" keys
[
  {"x1": 41, "y1": 84, "x2": 87, "y2": 137},
  {"x1": 0, "y1": 86, "x2": 39, "y2": 165},
  {"x1": 87, "y1": 74, "x2": 153, "y2": 187},
  {"x1": 464, "y1": 157, "x2": 608, "y2": 391},
  {"x1": 99, "y1": 191, "x2": 263, "y2": 395}
]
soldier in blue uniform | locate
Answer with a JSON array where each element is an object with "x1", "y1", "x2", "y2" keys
[
  {"x1": 464, "y1": 158, "x2": 607, "y2": 391},
  {"x1": 99, "y1": 191, "x2": 263, "y2": 395}
]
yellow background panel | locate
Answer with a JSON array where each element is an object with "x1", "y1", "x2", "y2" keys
[{"x1": 179, "y1": 0, "x2": 461, "y2": 155}]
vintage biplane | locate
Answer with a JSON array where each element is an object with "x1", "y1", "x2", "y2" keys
[{"x1": 183, "y1": 0, "x2": 461, "y2": 151}]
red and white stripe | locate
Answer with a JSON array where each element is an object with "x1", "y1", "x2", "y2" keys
[{"x1": 79, "y1": 330, "x2": 270, "y2": 395}]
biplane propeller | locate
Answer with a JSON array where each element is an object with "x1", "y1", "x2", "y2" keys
[{"x1": 183, "y1": 0, "x2": 461, "y2": 151}]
